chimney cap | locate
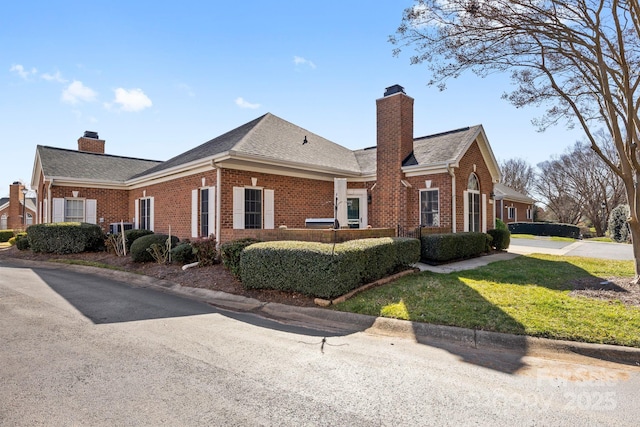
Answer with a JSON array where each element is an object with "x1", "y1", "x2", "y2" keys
[
  {"x1": 384, "y1": 84, "x2": 405, "y2": 97},
  {"x1": 83, "y1": 131, "x2": 99, "y2": 139}
]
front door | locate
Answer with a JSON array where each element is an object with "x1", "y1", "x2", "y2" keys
[{"x1": 347, "y1": 197, "x2": 361, "y2": 228}]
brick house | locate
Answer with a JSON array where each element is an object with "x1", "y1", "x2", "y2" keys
[
  {"x1": 0, "y1": 181, "x2": 36, "y2": 230},
  {"x1": 30, "y1": 85, "x2": 501, "y2": 243},
  {"x1": 493, "y1": 183, "x2": 535, "y2": 224}
]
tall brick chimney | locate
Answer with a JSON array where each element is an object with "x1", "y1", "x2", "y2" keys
[
  {"x1": 78, "y1": 131, "x2": 105, "y2": 154},
  {"x1": 375, "y1": 84, "x2": 414, "y2": 228},
  {"x1": 8, "y1": 181, "x2": 26, "y2": 229}
]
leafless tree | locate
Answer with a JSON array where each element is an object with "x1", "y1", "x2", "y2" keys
[
  {"x1": 535, "y1": 137, "x2": 625, "y2": 234},
  {"x1": 392, "y1": 0, "x2": 640, "y2": 282},
  {"x1": 500, "y1": 158, "x2": 535, "y2": 196},
  {"x1": 535, "y1": 158, "x2": 583, "y2": 224}
]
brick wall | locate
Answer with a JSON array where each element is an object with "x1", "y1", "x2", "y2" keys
[
  {"x1": 50, "y1": 186, "x2": 130, "y2": 234},
  {"x1": 496, "y1": 199, "x2": 533, "y2": 224},
  {"x1": 221, "y1": 227, "x2": 395, "y2": 244},
  {"x1": 454, "y1": 140, "x2": 495, "y2": 232}
]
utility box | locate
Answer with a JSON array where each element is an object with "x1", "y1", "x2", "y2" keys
[{"x1": 109, "y1": 222, "x2": 133, "y2": 234}]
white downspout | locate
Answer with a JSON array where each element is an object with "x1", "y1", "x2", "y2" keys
[
  {"x1": 47, "y1": 180, "x2": 53, "y2": 224},
  {"x1": 447, "y1": 164, "x2": 456, "y2": 233},
  {"x1": 216, "y1": 166, "x2": 222, "y2": 245}
]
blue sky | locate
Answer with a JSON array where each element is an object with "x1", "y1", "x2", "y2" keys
[{"x1": 1, "y1": 1, "x2": 586, "y2": 197}]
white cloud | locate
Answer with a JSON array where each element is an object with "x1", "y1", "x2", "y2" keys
[
  {"x1": 107, "y1": 88, "x2": 153, "y2": 112},
  {"x1": 293, "y1": 56, "x2": 316, "y2": 69},
  {"x1": 10, "y1": 64, "x2": 37, "y2": 80},
  {"x1": 41, "y1": 71, "x2": 67, "y2": 83},
  {"x1": 61, "y1": 80, "x2": 97, "y2": 104},
  {"x1": 235, "y1": 97, "x2": 261, "y2": 109}
]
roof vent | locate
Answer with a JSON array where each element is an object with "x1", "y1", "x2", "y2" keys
[
  {"x1": 383, "y1": 84, "x2": 405, "y2": 97},
  {"x1": 83, "y1": 131, "x2": 99, "y2": 139}
]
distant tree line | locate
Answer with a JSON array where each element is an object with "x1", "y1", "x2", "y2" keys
[{"x1": 501, "y1": 132, "x2": 625, "y2": 237}]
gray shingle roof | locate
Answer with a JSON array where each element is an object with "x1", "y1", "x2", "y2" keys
[
  {"x1": 494, "y1": 183, "x2": 534, "y2": 203},
  {"x1": 134, "y1": 113, "x2": 361, "y2": 178},
  {"x1": 38, "y1": 146, "x2": 162, "y2": 182},
  {"x1": 409, "y1": 126, "x2": 481, "y2": 166}
]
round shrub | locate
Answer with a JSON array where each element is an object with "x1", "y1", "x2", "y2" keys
[
  {"x1": 487, "y1": 228, "x2": 511, "y2": 250},
  {"x1": 130, "y1": 234, "x2": 179, "y2": 263},
  {"x1": 15, "y1": 233, "x2": 29, "y2": 250},
  {"x1": 124, "y1": 229, "x2": 154, "y2": 251},
  {"x1": 171, "y1": 243, "x2": 196, "y2": 264}
]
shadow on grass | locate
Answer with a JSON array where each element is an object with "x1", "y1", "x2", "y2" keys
[{"x1": 337, "y1": 255, "x2": 635, "y2": 373}]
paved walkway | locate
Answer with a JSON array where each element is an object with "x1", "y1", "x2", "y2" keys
[{"x1": 415, "y1": 238, "x2": 634, "y2": 273}]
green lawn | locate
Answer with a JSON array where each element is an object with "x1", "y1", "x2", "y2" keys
[
  {"x1": 510, "y1": 234, "x2": 575, "y2": 242},
  {"x1": 333, "y1": 254, "x2": 640, "y2": 347}
]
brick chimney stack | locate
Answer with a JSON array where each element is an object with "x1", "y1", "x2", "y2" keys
[
  {"x1": 375, "y1": 84, "x2": 414, "y2": 228},
  {"x1": 78, "y1": 131, "x2": 105, "y2": 154},
  {"x1": 8, "y1": 181, "x2": 26, "y2": 229}
]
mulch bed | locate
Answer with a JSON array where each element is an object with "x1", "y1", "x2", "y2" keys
[
  {"x1": 3, "y1": 246, "x2": 640, "y2": 308},
  {"x1": 0, "y1": 246, "x2": 317, "y2": 307},
  {"x1": 569, "y1": 276, "x2": 640, "y2": 307}
]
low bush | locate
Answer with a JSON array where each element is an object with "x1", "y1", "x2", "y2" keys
[
  {"x1": 124, "y1": 229, "x2": 154, "y2": 251},
  {"x1": 487, "y1": 228, "x2": 511, "y2": 250},
  {"x1": 28, "y1": 222, "x2": 104, "y2": 254},
  {"x1": 240, "y1": 237, "x2": 420, "y2": 299},
  {"x1": 191, "y1": 236, "x2": 220, "y2": 266},
  {"x1": 0, "y1": 230, "x2": 14, "y2": 243},
  {"x1": 420, "y1": 232, "x2": 488, "y2": 263},
  {"x1": 15, "y1": 233, "x2": 29, "y2": 250},
  {"x1": 508, "y1": 222, "x2": 580, "y2": 238},
  {"x1": 220, "y1": 238, "x2": 262, "y2": 278},
  {"x1": 171, "y1": 243, "x2": 196, "y2": 265},
  {"x1": 130, "y1": 234, "x2": 179, "y2": 263},
  {"x1": 495, "y1": 218, "x2": 507, "y2": 231}
]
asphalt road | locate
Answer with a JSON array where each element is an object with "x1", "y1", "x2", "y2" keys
[
  {"x1": 2, "y1": 260, "x2": 640, "y2": 426},
  {"x1": 510, "y1": 237, "x2": 634, "y2": 260}
]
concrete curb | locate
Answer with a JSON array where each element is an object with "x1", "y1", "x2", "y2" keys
[{"x1": 4, "y1": 256, "x2": 640, "y2": 366}]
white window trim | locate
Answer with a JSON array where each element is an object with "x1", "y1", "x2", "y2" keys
[
  {"x1": 233, "y1": 186, "x2": 274, "y2": 230},
  {"x1": 136, "y1": 197, "x2": 154, "y2": 231},
  {"x1": 419, "y1": 188, "x2": 440, "y2": 227},
  {"x1": 192, "y1": 187, "x2": 216, "y2": 238},
  {"x1": 52, "y1": 197, "x2": 97, "y2": 223}
]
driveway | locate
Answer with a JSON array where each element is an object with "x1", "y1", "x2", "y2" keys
[
  {"x1": 2, "y1": 259, "x2": 640, "y2": 426},
  {"x1": 509, "y1": 237, "x2": 634, "y2": 261}
]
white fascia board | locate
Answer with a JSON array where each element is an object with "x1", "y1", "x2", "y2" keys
[
  {"x1": 31, "y1": 151, "x2": 43, "y2": 189},
  {"x1": 126, "y1": 153, "x2": 229, "y2": 186},
  {"x1": 46, "y1": 177, "x2": 130, "y2": 190},
  {"x1": 402, "y1": 162, "x2": 454, "y2": 177},
  {"x1": 127, "y1": 163, "x2": 215, "y2": 189}
]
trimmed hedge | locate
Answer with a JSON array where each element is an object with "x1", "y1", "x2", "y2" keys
[
  {"x1": 220, "y1": 238, "x2": 262, "y2": 278},
  {"x1": 420, "y1": 232, "x2": 488, "y2": 263},
  {"x1": 130, "y1": 234, "x2": 180, "y2": 263},
  {"x1": 123, "y1": 229, "x2": 154, "y2": 251},
  {"x1": 239, "y1": 237, "x2": 420, "y2": 299},
  {"x1": 508, "y1": 222, "x2": 580, "y2": 239},
  {"x1": 28, "y1": 222, "x2": 104, "y2": 254},
  {"x1": 487, "y1": 228, "x2": 511, "y2": 250},
  {"x1": 171, "y1": 243, "x2": 196, "y2": 264},
  {"x1": 0, "y1": 230, "x2": 14, "y2": 243},
  {"x1": 15, "y1": 233, "x2": 29, "y2": 250}
]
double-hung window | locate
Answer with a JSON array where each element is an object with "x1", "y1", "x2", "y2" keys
[
  {"x1": 201, "y1": 188, "x2": 210, "y2": 236},
  {"x1": 507, "y1": 206, "x2": 516, "y2": 220},
  {"x1": 52, "y1": 197, "x2": 97, "y2": 224},
  {"x1": 140, "y1": 198, "x2": 152, "y2": 230},
  {"x1": 420, "y1": 189, "x2": 439, "y2": 227},
  {"x1": 233, "y1": 186, "x2": 274, "y2": 230}
]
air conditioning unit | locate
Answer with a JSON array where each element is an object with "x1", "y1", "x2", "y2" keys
[{"x1": 109, "y1": 222, "x2": 133, "y2": 234}]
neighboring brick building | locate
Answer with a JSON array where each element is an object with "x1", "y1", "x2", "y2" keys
[
  {"x1": 0, "y1": 181, "x2": 36, "y2": 230},
  {"x1": 493, "y1": 183, "x2": 535, "y2": 224},
  {"x1": 30, "y1": 85, "x2": 502, "y2": 243}
]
